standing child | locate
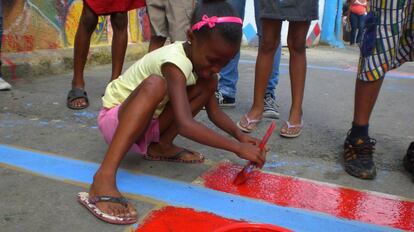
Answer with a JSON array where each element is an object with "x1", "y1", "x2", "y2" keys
[
  {"x1": 146, "y1": 0, "x2": 195, "y2": 52},
  {"x1": 343, "y1": 0, "x2": 413, "y2": 180},
  {"x1": 77, "y1": 0, "x2": 266, "y2": 225},
  {"x1": 67, "y1": 0, "x2": 145, "y2": 110},
  {"x1": 237, "y1": 0, "x2": 318, "y2": 137}
]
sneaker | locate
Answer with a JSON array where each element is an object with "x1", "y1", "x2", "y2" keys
[
  {"x1": 215, "y1": 91, "x2": 235, "y2": 108},
  {"x1": 343, "y1": 135, "x2": 377, "y2": 179},
  {"x1": 403, "y1": 142, "x2": 414, "y2": 182},
  {"x1": 0, "y1": 77, "x2": 12, "y2": 90},
  {"x1": 263, "y1": 93, "x2": 279, "y2": 119}
]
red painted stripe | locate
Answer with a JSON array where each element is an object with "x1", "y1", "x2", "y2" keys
[
  {"x1": 136, "y1": 206, "x2": 241, "y2": 232},
  {"x1": 201, "y1": 162, "x2": 414, "y2": 231},
  {"x1": 136, "y1": 206, "x2": 291, "y2": 232}
]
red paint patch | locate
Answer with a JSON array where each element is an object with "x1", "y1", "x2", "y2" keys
[
  {"x1": 136, "y1": 206, "x2": 242, "y2": 232},
  {"x1": 136, "y1": 206, "x2": 291, "y2": 232},
  {"x1": 201, "y1": 162, "x2": 414, "y2": 231}
]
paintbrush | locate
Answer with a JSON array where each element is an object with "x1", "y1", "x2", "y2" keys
[{"x1": 233, "y1": 121, "x2": 276, "y2": 185}]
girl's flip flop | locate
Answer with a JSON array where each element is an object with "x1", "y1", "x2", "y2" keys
[
  {"x1": 279, "y1": 120, "x2": 304, "y2": 138},
  {"x1": 77, "y1": 192, "x2": 137, "y2": 225}
]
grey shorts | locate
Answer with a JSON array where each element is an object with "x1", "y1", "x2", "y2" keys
[
  {"x1": 259, "y1": 0, "x2": 319, "y2": 21},
  {"x1": 146, "y1": 0, "x2": 195, "y2": 42}
]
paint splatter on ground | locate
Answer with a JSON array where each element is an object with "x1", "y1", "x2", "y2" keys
[{"x1": 201, "y1": 162, "x2": 414, "y2": 231}]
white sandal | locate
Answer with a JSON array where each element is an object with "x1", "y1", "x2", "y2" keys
[{"x1": 237, "y1": 114, "x2": 262, "y2": 133}]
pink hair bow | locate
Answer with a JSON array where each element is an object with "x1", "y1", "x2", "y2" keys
[{"x1": 191, "y1": 14, "x2": 243, "y2": 31}]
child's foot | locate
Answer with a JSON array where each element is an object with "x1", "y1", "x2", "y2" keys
[
  {"x1": 236, "y1": 113, "x2": 262, "y2": 133},
  {"x1": 343, "y1": 135, "x2": 377, "y2": 179},
  {"x1": 146, "y1": 143, "x2": 204, "y2": 163},
  {"x1": 79, "y1": 172, "x2": 138, "y2": 224},
  {"x1": 67, "y1": 88, "x2": 89, "y2": 110}
]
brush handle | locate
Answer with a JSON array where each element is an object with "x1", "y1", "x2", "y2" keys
[
  {"x1": 259, "y1": 121, "x2": 276, "y2": 150},
  {"x1": 250, "y1": 121, "x2": 276, "y2": 168}
]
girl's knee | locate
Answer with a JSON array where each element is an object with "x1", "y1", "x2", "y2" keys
[
  {"x1": 111, "y1": 13, "x2": 128, "y2": 31},
  {"x1": 287, "y1": 38, "x2": 306, "y2": 54},
  {"x1": 142, "y1": 75, "x2": 167, "y2": 98},
  {"x1": 80, "y1": 8, "x2": 98, "y2": 31},
  {"x1": 259, "y1": 39, "x2": 280, "y2": 55}
]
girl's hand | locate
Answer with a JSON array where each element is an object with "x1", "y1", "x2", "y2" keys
[
  {"x1": 236, "y1": 143, "x2": 266, "y2": 167},
  {"x1": 237, "y1": 132, "x2": 260, "y2": 146}
]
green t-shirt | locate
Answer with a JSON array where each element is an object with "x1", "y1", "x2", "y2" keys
[{"x1": 102, "y1": 42, "x2": 198, "y2": 117}]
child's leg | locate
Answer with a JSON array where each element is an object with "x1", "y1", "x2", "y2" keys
[
  {"x1": 90, "y1": 75, "x2": 167, "y2": 218},
  {"x1": 148, "y1": 78, "x2": 214, "y2": 161},
  {"x1": 69, "y1": 3, "x2": 98, "y2": 108},
  {"x1": 245, "y1": 19, "x2": 282, "y2": 120},
  {"x1": 148, "y1": 36, "x2": 167, "y2": 52},
  {"x1": 110, "y1": 13, "x2": 128, "y2": 81},
  {"x1": 353, "y1": 78, "x2": 384, "y2": 126},
  {"x1": 284, "y1": 21, "x2": 310, "y2": 125}
]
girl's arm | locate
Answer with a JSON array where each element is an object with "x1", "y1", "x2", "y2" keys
[
  {"x1": 162, "y1": 63, "x2": 264, "y2": 165},
  {"x1": 204, "y1": 83, "x2": 259, "y2": 145}
]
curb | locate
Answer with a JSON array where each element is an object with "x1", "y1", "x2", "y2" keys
[{"x1": 1, "y1": 42, "x2": 149, "y2": 80}]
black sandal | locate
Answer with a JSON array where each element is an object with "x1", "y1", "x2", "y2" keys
[{"x1": 67, "y1": 88, "x2": 89, "y2": 110}]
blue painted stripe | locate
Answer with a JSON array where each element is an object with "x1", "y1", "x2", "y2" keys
[
  {"x1": 0, "y1": 145, "x2": 401, "y2": 232},
  {"x1": 239, "y1": 59, "x2": 414, "y2": 79}
]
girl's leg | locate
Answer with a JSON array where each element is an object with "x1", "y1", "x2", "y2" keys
[
  {"x1": 110, "y1": 13, "x2": 128, "y2": 81},
  {"x1": 70, "y1": 4, "x2": 98, "y2": 108},
  {"x1": 245, "y1": 19, "x2": 282, "y2": 120},
  {"x1": 283, "y1": 21, "x2": 310, "y2": 127},
  {"x1": 90, "y1": 75, "x2": 167, "y2": 218},
  {"x1": 148, "y1": 78, "x2": 214, "y2": 160}
]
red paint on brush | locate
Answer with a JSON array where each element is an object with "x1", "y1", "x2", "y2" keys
[
  {"x1": 234, "y1": 121, "x2": 276, "y2": 185},
  {"x1": 202, "y1": 163, "x2": 414, "y2": 231},
  {"x1": 136, "y1": 206, "x2": 242, "y2": 232}
]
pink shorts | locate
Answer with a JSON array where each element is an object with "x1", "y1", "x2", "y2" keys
[{"x1": 97, "y1": 105, "x2": 160, "y2": 155}]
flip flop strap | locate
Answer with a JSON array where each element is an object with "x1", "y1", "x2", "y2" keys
[
  {"x1": 285, "y1": 120, "x2": 304, "y2": 129},
  {"x1": 89, "y1": 196, "x2": 129, "y2": 208}
]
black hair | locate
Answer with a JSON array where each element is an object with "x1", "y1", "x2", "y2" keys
[{"x1": 191, "y1": 0, "x2": 242, "y2": 45}]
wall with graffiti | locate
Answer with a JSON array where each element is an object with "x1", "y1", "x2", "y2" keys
[{"x1": 3, "y1": 0, "x2": 150, "y2": 53}]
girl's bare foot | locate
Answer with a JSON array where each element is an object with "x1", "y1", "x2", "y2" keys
[
  {"x1": 88, "y1": 172, "x2": 137, "y2": 219},
  {"x1": 147, "y1": 143, "x2": 204, "y2": 162}
]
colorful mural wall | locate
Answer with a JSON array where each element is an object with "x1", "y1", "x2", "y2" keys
[{"x1": 2, "y1": 0, "x2": 150, "y2": 53}]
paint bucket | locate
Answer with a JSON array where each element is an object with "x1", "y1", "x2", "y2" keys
[{"x1": 214, "y1": 223, "x2": 292, "y2": 232}]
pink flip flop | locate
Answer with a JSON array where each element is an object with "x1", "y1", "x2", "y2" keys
[
  {"x1": 279, "y1": 120, "x2": 304, "y2": 138},
  {"x1": 237, "y1": 114, "x2": 262, "y2": 133},
  {"x1": 77, "y1": 192, "x2": 137, "y2": 225}
]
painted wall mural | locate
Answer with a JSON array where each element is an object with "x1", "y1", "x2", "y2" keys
[{"x1": 3, "y1": 0, "x2": 150, "y2": 53}]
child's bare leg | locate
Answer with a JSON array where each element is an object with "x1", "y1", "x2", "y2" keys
[
  {"x1": 353, "y1": 78, "x2": 384, "y2": 125},
  {"x1": 148, "y1": 78, "x2": 214, "y2": 161},
  {"x1": 110, "y1": 13, "x2": 128, "y2": 81},
  {"x1": 285, "y1": 21, "x2": 310, "y2": 125},
  {"x1": 70, "y1": 4, "x2": 98, "y2": 108},
  {"x1": 90, "y1": 75, "x2": 167, "y2": 217},
  {"x1": 148, "y1": 36, "x2": 167, "y2": 52},
  {"x1": 247, "y1": 19, "x2": 282, "y2": 119}
]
